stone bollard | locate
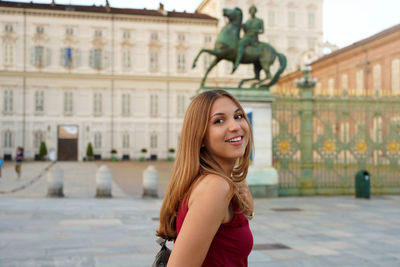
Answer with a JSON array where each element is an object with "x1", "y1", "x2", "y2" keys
[
  {"x1": 96, "y1": 165, "x2": 112, "y2": 198},
  {"x1": 142, "y1": 165, "x2": 158, "y2": 198},
  {"x1": 47, "y1": 164, "x2": 64, "y2": 197}
]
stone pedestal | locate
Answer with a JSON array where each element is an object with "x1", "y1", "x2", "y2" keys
[
  {"x1": 96, "y1": 165, "x2": 112, "y2": 198},
  {"x1": 47, "y1": 164, "x2": 64, "y2": 197},
  {"x1": 201, "y1": 88, "x2": 278, "y2": 197},
  {"x1": 142, "y1": 165, "x2": 159, "y2": 198}
]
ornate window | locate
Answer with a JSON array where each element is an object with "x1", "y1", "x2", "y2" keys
[
  {"x1": 328, "y1": 78, "x2": 335, "y2": 96},
  {"x1": 65, "y1": 27, "x2": 74, "y2": 36},
  {"x1": 177, "y1": 52, "x2": 185, "y2": 71},
  {"x1": 90, "y1": 49, "x2": 103, "y2": 69},
  {"x1": 5, "y1": 24, "x2": 13, "y2": 33},
  {"x1": 3, "y1": 130, "x2": 12, "y2": 148},
  {"x1": 150, "y1": 51, "x2": 158, "y2": 70},
  {"x1": 3, "y1": 89, "x2": 13, "y2": 113},
  {"x1": 178, "y1": 34, "x2": 185, "y2": 42},
  {"x1": 63, "y1": 91, "x2": 73, "y2": 114},
  {"x1": 150, "y1": 133, "x2": 158, "y2": 149},
  {"x1": 150, "y1": 94, "x2": 158, "y2": 117},
  {"x1": 288, "y1": 11, "x2": 295, "y2": 28},
  {"x1": 34, "y1": 90, "x2": 44, "y2": 112},
  {"x1": 341, "y1": 74, "x2": 348, "y2": 94},
  {"x1": 122, "y1": 133, "x2": 130, "y2": 148},
  {"x1": 36, "y1": 26, "x2": 44, "y2": 34},
  {"x1": 60, "y1": 47, "x2": 75, "y2": 67},
  {"x1": 32, "y1": 46, "x2": 51, "y2": 68},
  {"x1": 123, "y1": 30, "x2": 130, "y2": 40},
  {"x1": 373, "y1": 64, "x2": 381, "y2": 94},
  {"x1": 177, "y1": 94, "x2": 185, "y2": 117},
  {"x1": 93, "y1": 92, "x2": 102, "y2": 116},
  {"x1": 150, "y1": 32, "x2": 158, "y2": 41},
  {"x1": 122, "y1": 48, "x2": 131, "y2": 69},
  {"x1": 94, "y1": 29, "x2": 102, "y2": 37},
  {"x1": 268, "y1": 10, "x2": 275, "y2": 27},
  {"x1": 121, "y1": 93, "x2": 131, "y2": 116},
  {"x1": 33, "y1": 131, "x2": 44, "y2": 149},
  {"x1": 94, "y1": 132, "x2": 102, "y2": 149},
  {"x1": 308, "y1": 12, "x2": 315, "y2": 29},
  {"x1": 356, "y1": 70, "x2": 364, "y2": 96},
  {"x1": 315, "y1": 82, "x2": 322, "y2": 96},
  {"x1": 392, "y1": 59, "x2": 400, "y2": 95},
  {"x1": 3, "y1": 43, "x2": 14, "y2": 66}
]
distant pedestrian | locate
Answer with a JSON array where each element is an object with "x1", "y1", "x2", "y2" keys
[
  {"x1": 15, "y1": 147, "x2": 24, "y2": 178},
  {"x1": 0, "y1": 156, "x2": 4, "y2": 178}
]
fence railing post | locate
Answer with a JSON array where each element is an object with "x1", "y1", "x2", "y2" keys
[{"x1": 296, "y1": 65, "x2": 317, "y2": 195}]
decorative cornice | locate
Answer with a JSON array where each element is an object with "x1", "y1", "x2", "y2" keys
[
  {"x1": 0, "y1": 70, "x2": 242, "y2": 84},
  {"x1": 0, "y1": 5, "x2": 217, "y2": 26}
]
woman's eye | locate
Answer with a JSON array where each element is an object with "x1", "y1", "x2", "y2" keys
[
  {"x1": 214, "y1": 118, "x2": 223, "y2": 124},
  {"x1": 235, "y1": 114, "x2": 243, "y2": 119}
]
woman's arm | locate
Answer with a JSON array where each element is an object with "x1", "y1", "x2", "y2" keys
[{"x1": 167, "y1": 174, "x2": 232, "y2": 267}]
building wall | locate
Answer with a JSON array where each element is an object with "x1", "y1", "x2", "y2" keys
[
  {"x1": 0, "y1": 4, "x2": 223, "y2": 160},
  {"x1": 274, "y1": 24, "x2": 400, "y2": 97}
]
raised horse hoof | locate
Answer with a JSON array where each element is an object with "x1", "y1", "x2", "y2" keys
[{"x1": 231, "y1": 66, "x2": 238, "y2": 74}]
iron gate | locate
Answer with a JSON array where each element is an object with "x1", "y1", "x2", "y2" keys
[{"x1": 272, "y1": 94, "x2": 400, "y2": 196}]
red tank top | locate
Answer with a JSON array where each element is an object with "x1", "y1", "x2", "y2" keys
[{"x1": 176, "y1": 199, "x2": 253, "y2": 266}]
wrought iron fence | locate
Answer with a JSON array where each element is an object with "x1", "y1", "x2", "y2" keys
[{"x1": 272, "y1": 93, "x2": 400, "y2": 196}]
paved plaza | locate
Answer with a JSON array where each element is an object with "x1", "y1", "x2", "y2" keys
[{"x1": 0, "y1": 161, "x2": 399, "y2": 266}]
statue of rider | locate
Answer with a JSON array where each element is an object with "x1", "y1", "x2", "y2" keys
[{"x1": 232, "y1": 5, "x2": 264, "y2": 73}]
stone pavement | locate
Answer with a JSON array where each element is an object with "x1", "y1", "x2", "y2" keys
[{"x1": 0, "y1": 162, "x2": 400, "y2": 267}]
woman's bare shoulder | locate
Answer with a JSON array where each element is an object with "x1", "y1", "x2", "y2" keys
[{"x1": 189, "y1": 174, "x2": 232, "y2": 207}]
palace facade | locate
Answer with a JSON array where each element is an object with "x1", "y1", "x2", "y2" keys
[
  {"x1": 274, "y1": 23, "x2": 400, "y2": 97},
  {"x1": 0, "y1": 0, "x2": 325, "y2": 161}
]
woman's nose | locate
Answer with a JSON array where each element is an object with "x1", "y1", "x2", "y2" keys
[{"x1": 228, "y1": 119, "x2": 241, "y2": 131}]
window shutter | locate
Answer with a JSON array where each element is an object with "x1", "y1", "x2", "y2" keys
[
  {"x1": 89, "y1": 49, "x2": 93, "y2": 68},
  {"x1": 60, "y1": 48, "x2": 65, "y2": 66},
  {"x1": 74, "y1": 49, "x2": 81, "y2": 68},
  {"x1": 46, "y1": 48, "x2": 52, "y2": 66},
  {"x1": 103, "y1": 50, "x2": 109, "y2": 69},
  {"x1": 30, "y1": 47, "x2": 35, "y2": 65}
]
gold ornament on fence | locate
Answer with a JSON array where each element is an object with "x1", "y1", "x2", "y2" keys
[
  {"x1": 279, "y1": 141, "x2": 290, "y2": 152},
  {"x1": 324, "y1": 140, "x2": 335, "y2": 152},
  {"x1": 388, "y1": 142, "x2": 399, "y2": 153},
  {"x1": 356, "y1": 141, "x2": 367, "y2": 152}
]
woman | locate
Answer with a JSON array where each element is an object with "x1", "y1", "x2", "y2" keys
[{"x1": 157, "y1": 89, "x2": 254, "y2": 266}]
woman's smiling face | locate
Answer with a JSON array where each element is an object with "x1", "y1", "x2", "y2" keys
[{"x1": 204, "y1": 96, "x2": 250, "y2": 168}]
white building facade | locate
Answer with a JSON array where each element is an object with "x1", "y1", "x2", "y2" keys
[
  {"x1": 0, "y1": 0, "x2": 324, "y2": 161},
  {"x1": 0, "y1": 1, "x2": 223, "y2": 161}
]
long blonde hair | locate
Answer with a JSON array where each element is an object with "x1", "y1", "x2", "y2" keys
[{"x1": 156, "y1": 89, "x2": 254, "y2": 240}]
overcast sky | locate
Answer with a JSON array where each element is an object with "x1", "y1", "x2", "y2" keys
[{"x1": 6, "y1": 0, "x2": 400, "y2": 48}]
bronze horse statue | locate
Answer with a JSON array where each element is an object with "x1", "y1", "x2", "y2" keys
[{"x1": 192, "y1": 7, "x2": 287, "y2": 88}]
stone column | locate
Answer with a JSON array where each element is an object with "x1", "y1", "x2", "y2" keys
[
  {"x1": 202, "y1": 88, "x2": 278, "y2": 197},
  {"x1": 296, "y1": 65, "x2": 317, "y2": 195}
]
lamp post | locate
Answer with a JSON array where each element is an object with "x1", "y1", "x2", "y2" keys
[{"x1": 296, "y1": 65, "x2": 317, "y2": 195}]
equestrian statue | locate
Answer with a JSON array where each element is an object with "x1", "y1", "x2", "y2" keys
[{"x1": 192, "y1": 6, "x2": 287, "y2": 89}]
